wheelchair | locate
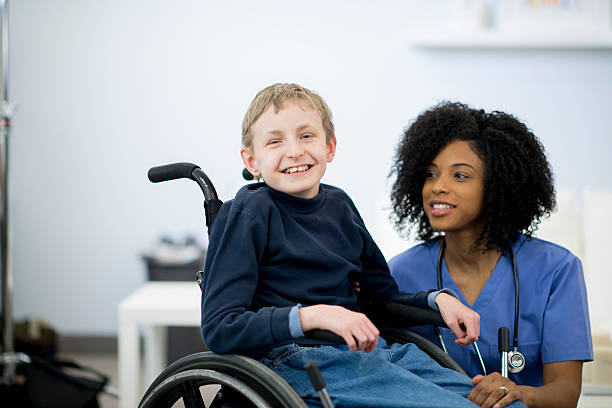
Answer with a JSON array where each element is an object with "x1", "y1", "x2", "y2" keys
[{"x1": 140, "y1": 162, "x2": 467, "y2": 408}]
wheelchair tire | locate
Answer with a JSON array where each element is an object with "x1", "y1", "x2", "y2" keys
[
  {"x1": 139, "y1": 351, "x2": 308, "y2": 408},
  {"x1": 381, "y1": 328, "x2": 467, "y2": 376}
]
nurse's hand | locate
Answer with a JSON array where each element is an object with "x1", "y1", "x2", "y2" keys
[
  {"x1": 469, "y1": 373, "x2": 522, "y2": 408},
  {"x1": 435, "y1": 293, "x2": 480, "y2": 346}
]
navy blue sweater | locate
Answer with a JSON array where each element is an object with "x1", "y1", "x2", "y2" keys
[{"x1": 201, "y1": 183, "x2": 431, "y2": 357}]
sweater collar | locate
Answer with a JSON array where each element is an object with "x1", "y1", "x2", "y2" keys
[{"x1": 267, "y1": 184, "x2": 327, "y2": 213}]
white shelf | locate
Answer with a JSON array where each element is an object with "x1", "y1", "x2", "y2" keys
[
  {"x1": 407, "y1": 29, "x2": 612, "y2": 49},
  {"x1": 582, "y1": 383, "x2": 612, "y2": 396}
]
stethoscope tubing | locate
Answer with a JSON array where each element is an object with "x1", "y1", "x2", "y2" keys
[{"x1": 436, "y1": 238, "x2": 521, "y2": 375}]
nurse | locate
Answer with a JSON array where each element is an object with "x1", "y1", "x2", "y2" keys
[{"x1": 388, "y1": 102, "x2": 592, "y2": 408}]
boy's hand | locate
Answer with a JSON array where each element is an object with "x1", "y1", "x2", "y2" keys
[
  {"x1": 435, "y1": 293, "x2": 480, "y2": 346},
  {"x1": 299, "y1": 305, "x2": 379, "y2": 352}
]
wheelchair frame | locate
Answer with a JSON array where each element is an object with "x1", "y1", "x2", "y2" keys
[{"x1": 141, "y1": 162, "x2": 466, "y2": 408}]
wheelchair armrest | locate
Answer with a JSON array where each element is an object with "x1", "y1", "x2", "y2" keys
[
  {"x1": 302, "y1": 302, "x2": 448, "y2": 346},
  {"x1": 304, "y1": 329, "x2": 344, "y2": 344},
  {"x1": 365, "y1": 302, "x2": 448, "y2": 329}
]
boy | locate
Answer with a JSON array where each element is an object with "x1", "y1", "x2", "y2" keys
[{"x1": 201, "y1": 83, "x2": 488, "y2": 407}]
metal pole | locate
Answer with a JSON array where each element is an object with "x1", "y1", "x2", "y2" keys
[
  {"x1": 0, "y1": 0, "x2": 13, "y2": 354},
  {"x1": 0, "y1": 0, "x2": 6, "y2": 101}
]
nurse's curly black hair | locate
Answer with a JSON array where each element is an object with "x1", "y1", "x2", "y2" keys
[{"x1": 390, "y1": 101, "x2": 556, "y2": 251}]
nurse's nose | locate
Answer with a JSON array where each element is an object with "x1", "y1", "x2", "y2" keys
[{"x1": 431, "y1": 175, "x2": 449, "y2": 194}]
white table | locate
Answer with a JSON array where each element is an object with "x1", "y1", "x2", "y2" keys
[{"x1": 118, "y1": 281, "x2": 201, "y2": 408}]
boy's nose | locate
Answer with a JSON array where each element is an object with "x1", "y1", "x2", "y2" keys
[{"x1": 286, "y1": 140, "x2": 304, "y2": 158}]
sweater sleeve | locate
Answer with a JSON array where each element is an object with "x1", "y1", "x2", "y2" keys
[
  {"x1": 201, "y1": 202, "x2": 293, "y2": 354},
  {"x1": 350, "y1": 202, "x2": 432, "y2": 309}
]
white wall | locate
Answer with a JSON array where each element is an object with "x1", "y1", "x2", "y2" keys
[{"x1": 8, "y1": 0, "x2": 612, "y2": 334}]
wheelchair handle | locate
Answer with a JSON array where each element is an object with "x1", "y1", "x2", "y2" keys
[
  {"x1": 148, "y1": 162, "x2": 223, "y2": 235},
  {"x1": 148, "y1": 162, "x2": 200, "y2": 183},
  {"x1": 148, "y1": 162, "x2": 219, "y2": 201},
  {"x1": 242, "y1": 168, "x2": 254, "y2": 180}
]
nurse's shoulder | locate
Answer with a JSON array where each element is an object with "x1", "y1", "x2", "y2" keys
[{"x1": 515, "y1": 234, "x2": 582, "y2": 276}]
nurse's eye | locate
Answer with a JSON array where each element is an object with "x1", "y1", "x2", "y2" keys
[
  {"x1": 424, "y1": 171, "x2": 437, "y2": 179},
  {"x1": 454, "y1": 172, "x2": 469, "y2": 180}
]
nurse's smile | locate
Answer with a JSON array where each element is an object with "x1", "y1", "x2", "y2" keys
[{"x1": 430, "y1": 200, "x2": 456, "y2": 217}]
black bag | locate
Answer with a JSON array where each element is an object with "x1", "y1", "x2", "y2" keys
[{"x1": 0, "y1": 355, "x2": 109, "y2": 408}]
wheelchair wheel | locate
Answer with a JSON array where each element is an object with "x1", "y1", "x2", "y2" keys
[
  {"x1": 381, "y1": 328, "x2": 467, "y2": 376},
  {"x1": 139, "y1": 352, "x2": 308, "y2": 408}
]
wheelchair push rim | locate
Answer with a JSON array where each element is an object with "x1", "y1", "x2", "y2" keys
[
  {"x1": 138, "y1": 352, "x2": 308, "y2": 408},
  {"x1": 139, "y1": 368, "x2": 272, "y2": 408}
]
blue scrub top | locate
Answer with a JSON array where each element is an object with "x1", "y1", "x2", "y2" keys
[{"x1": 389, "y1": 235, "x2": 593, "y2": 386}]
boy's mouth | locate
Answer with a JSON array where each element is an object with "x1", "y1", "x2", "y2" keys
[{"x1": 282, "y1": 164, "x2": 312, "y2": 174}]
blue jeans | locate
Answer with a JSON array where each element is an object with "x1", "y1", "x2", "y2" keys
[{"x1": 260, "y1": 338, "x2": 526, "y2": 408}]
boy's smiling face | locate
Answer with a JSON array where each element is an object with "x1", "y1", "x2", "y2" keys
[{"x1": 241, "y1": 100, "x2": 336, "y2": 199}]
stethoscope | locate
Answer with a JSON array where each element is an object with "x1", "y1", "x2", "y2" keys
[{"x1": 436, "y1": 238, "x2": 526, "y2": 376}]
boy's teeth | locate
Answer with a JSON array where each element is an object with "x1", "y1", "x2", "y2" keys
[
  {"x1": 285, "y1": 165, "x2": 308, "y2": 173},
  {"x1": 433, "y1": 204, "x2": 453, "y2": 209}
]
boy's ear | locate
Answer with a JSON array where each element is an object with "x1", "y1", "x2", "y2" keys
[
  {"x1": 240, "y1": 147, "x2": 261, "y2": 178},
  {"x1": 326, "y1": 136, "x2": 337, "y2": 163}
]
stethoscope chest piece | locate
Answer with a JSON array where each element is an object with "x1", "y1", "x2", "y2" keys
[{"x1": 508, "y1": 350, "x2": 526, "y2": 374}]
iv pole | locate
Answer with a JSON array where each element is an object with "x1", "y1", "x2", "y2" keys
[
  {"x1": 0, "y1": 0, "x2": 13, "y2": 355},
  {"x1": 0, "y1": 0, "x2": 25, "y2": 387},
  {"x1": 0, "y1": 3, "x2": 112, "y2": 395}
]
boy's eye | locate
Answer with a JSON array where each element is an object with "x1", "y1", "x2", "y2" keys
[{"x1": 301, "y1": 133, "x2": 313, "y2": 139}]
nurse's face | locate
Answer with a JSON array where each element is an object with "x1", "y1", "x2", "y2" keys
[{"x1": 422, "y1": 140, "x2": 485, "y2": 237}]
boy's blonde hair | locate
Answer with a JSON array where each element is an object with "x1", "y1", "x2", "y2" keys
[{"x1": 242, "y1": 83, "x2": 335, "y2": 148}]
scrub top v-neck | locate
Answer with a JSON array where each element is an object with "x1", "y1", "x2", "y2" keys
[{"x1": 389, "y1": 236, "x2": 593, "y2": 386}]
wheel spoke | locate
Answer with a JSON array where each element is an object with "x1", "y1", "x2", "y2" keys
[{"x1": 179, "y1": 381, "x2": 206, "y2": 408}]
